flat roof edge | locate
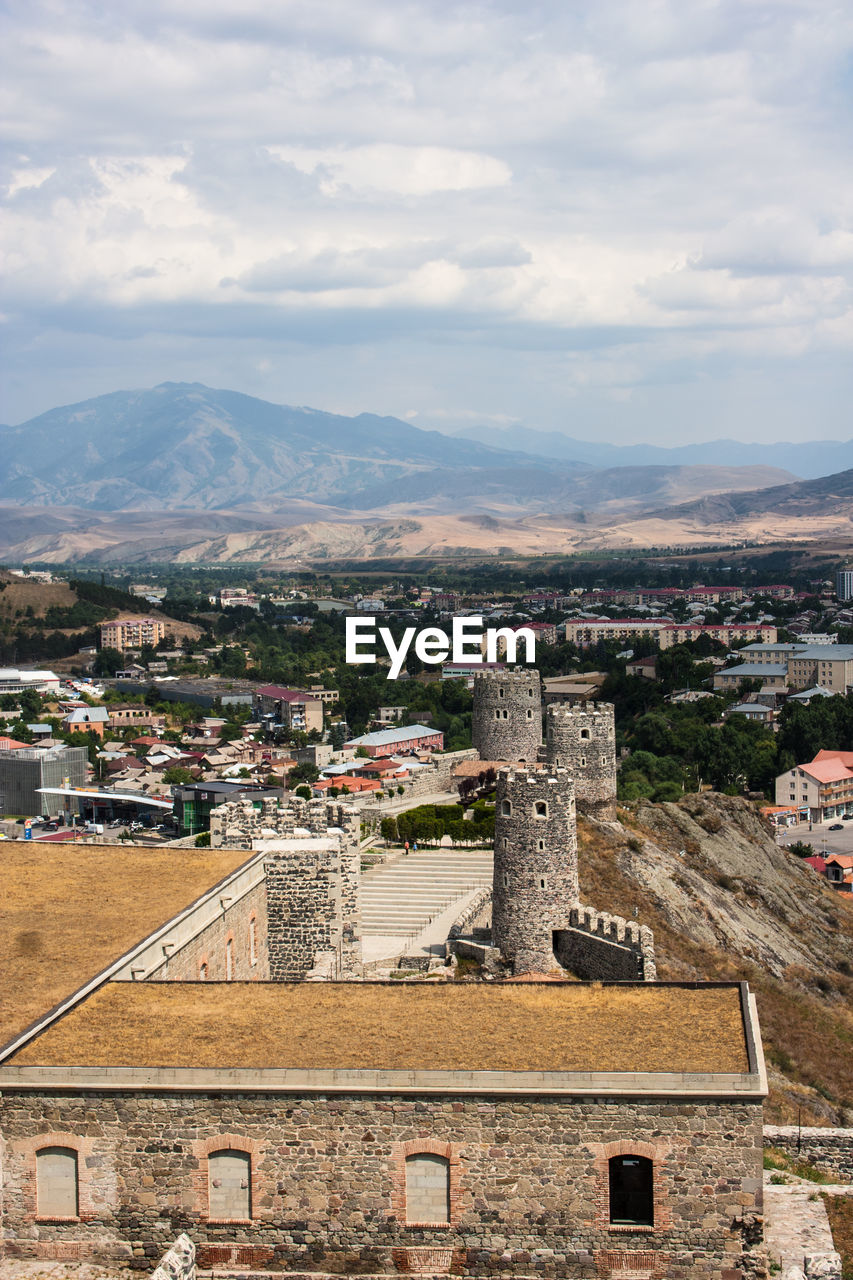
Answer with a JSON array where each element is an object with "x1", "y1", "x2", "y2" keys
[{"x1": 0, "y1": 1065, "x2": 768, "y2": 1097}]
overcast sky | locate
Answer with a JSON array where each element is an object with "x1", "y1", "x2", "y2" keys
[{"x1": 2, "y1": 0, "x2": 853, "y2": 444}]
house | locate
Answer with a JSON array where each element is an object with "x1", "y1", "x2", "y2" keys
[
  {"x1": 345, "y1": 724, "x2": 444, "y2": 757},
  {"x1": 823, "y1": 855, "x2": 853, "y2": 892},
  {"x1": 62, "y1": 706, "x2": 110, "y2": 738},
  {"x1": 625, "y1": 656, "x2": 658, "y2": 679},
  {"x1": 713, "y1": 663, "x2": 788, "y2": 692}
]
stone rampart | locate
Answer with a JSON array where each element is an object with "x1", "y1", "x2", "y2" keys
[
  {"x1": 554, "y1": 906, "x2": 656, "y2": 981},
  {"x1": 472, "y1": 669, "x2": 542, "y2": 763},
  {"x1": 764, "y1": 1126, "x2": 853, "y2": 1180},
  {"x1": 209, "y1": 796, "x2": 361, "y2": 979}
]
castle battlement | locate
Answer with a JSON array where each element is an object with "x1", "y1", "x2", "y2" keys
[{"x1": 557, "y1": 905, "x2": 656, "y2": 980}]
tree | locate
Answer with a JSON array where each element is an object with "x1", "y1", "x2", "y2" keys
[
  {"x1": 93, "y1": 647, "x2": 125, "y2": 677},
  {"x1": 295, "y1": 784, "x2": 312, "y2": 800},
  {"x1": 162, "y1": 765, "x2": 195, "y2": 785}
]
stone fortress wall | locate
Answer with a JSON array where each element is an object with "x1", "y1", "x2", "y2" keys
[
  {"x1": 0, "y1": 1087, "x2": 765, "y2": 1280},
  {"x1": 209, "y1": 795, "x2": 362, "y2": 978},
  {"x1": 471, "y1": 669, "x2": 542, "y2": 763}
]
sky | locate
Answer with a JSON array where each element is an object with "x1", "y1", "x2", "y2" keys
[{"x1": 2, "y1": 0, "x2": 853, "y2": 445}]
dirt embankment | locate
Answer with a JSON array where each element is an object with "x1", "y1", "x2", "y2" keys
[{"x1": 577, "y1": 793, "x2": 853, "y2": 1125}]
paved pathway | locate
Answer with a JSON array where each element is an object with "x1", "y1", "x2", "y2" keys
[{"x1": 764, "y1": 1173, "x2": 847, "y2": 1276}]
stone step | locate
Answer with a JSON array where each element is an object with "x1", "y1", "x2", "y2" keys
[{"x1": 358, "y1": 850, "x2": 492, "y2": 938}]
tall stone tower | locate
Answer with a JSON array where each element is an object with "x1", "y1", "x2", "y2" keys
[
  {"x1": 472, "y1": 668, "x2": 542, "y2": 762},
  {"x1": 544, "y1": 701, "x2": 617, "y2": 821},
  {"x1": 491, "y1": 767, "x2": 579, "y2": 973}
]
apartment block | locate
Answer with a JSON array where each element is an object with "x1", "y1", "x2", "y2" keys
[
  {"x1": 254, "y1": 685, "x2": 324, "y2": 735},
  {"x1": 775, "y1": 750, "x2": 853, "y2": 823},
  {"x1": 100, "y1": 617, "x2": 166, "y2": 653}
]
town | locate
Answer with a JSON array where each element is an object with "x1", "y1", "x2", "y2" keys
[{"x1": 1, "y1": 553, "x2": 853, "y2": 1280}]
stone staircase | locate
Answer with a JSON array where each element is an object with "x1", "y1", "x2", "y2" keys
[{"x1": 360, "y1": 849, "x2": 493, "y2": 937}]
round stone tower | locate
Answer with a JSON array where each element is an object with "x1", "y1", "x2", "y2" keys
[
  {"x1": 544, "y1": 701, "x2": 617, "y2": 820},
  {"x1": 492, "y1": 766, "x2": 578, "y2": 973},
  {"x1": 471, "y1": 668, "x2": 542, "y2": 762}
]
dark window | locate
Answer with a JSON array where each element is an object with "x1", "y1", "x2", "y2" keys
[{"x1": 609, "y1": 1155, "x2": 653, "y2": 1226}]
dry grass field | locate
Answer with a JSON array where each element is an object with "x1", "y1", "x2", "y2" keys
[
  {"x1": 2, "y1": 841, "x2": 253, "y2": 1052},
  {"x1": 10, "y1": 980, "x2": 749, "y2": 1073}
]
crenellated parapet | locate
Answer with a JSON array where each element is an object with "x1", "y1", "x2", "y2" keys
[{"x1": 554, "y1": 904, "x2": 656, "y2": 980}]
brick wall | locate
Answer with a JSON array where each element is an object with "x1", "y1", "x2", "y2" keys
[{"x1": 0, "y1": 1090, "x2": 764, "y2": 1279}]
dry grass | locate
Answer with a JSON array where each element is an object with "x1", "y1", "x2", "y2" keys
[
  {"x1": 0, "y1": 571, "x2": 78, "y2": 619},
  {"x1": 2, "y1": 840, "x2": 254, "y2": 1052},
  {"x1": 578, "y1": 809, "x2": 853, "y2": 1123},
  {"x1": 822, "y1": 1196, "x2": 853, "y2": 1279},
  {"x1": 11, "y1": 981, "x2": 749, "y2": 1074}
]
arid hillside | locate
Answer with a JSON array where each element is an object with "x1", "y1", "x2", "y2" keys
[{"x1": 577, "y1": 793, "x2": 853, "y2": 1125}]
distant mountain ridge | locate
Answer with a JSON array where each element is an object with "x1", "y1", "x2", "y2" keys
[
  {"x1": 0, "y1": 382, "x2": 800, "y2": 517},
  {"x1": 450, "y1": 422, "x2": 853, "y2": 480}
]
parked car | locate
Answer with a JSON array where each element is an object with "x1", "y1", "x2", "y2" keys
[{"x1": 828, "y1": 822, "x2": 845, "y2": 830}]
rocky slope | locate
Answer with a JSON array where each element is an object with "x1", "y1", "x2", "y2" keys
[{"x1": 577, "y1": 793, "x2": 853, "y2": 1125}]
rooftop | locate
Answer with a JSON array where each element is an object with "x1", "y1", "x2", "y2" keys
[
  {"x1": 346, "y1": 723, "x2": 439, "y2": 748},
  {"x1": 1, "y1": 840, "x2": 254, "y2": 1053},
  {"x1": 9, "y1": 982, "x2": 750, "y2": 1076}
]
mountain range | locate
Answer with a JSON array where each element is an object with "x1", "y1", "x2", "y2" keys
[
  {"x1": 450, "y1": 421, "x2": 853, "y2": 480},
  {"x1": 0, "y1": 382, "x2": 850, "y2": 564}
]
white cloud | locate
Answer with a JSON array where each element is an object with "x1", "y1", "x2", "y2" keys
[{"x1": 1, "y1": 0, "x2": 852, "y2": 441}]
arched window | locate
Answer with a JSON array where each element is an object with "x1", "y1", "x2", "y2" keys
[
  {"x1": 609, "y1": 1155, "x2": 653, "y2": 1226},
  {"x1": 36, "y1": 1147, "x2": 78, "y2": 1218},
  {"x1": 527, "y1": 709, "x2": 533, "y2": 719},
  {"x1": 579, "y1": 756, "x2": 586, "y2": 767},
  {"x1": 405, "y1": 1153, "x2": 450, "y2": 1225},
  {"x1": 500, "y1": 799, "x2": 512, "y2": 816},
  {"x1": 534, "y1": 800, "x2": 548, "y2": 818},
  {"x1": 580, "y1": 728, "x2": 591, "y2": 740},
  {"x1": 209, "y1": 1149, "x2": 251, "y2": 1220},
  {"x1": 199, "y1": 961, "x2": 208, "y2": 981},
  {"x1": 225, "y1": 937, "x2": 233, "y2": 981}
]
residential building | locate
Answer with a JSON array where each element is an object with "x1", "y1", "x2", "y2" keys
[
  {"x1": 106, "y1": 705, "x2": 166, "y2": 730},
  {"x1": 713, "y1": 663, "x2": 788, "y2": 692},
  {"x1": 736, "y1": 642, "x2": 853, "y2": 693},
  {"x1": 62, "y1": 707, "x2": 110, "y2": 739},
  {"x1": 345, "y1": 724, "x2": 444, "y2": 756},
  {"x1": 100, "y1": 617, "x2": 166, "y2": 652},
  {"x1": 254, "y1": 686, "x2": 324, "y2": 736},
  {"x1": 836, "y1": 567, "x2": 853, "y2": 601},
  {"x1": 564, "y1": 620, "x2": 775, "y2": 650},
  {"x1": 824, "y1": 855, "x2": 853, "y2": 892},
  {"x1": 0, "y1": 744, "x2": 88, "y2": 817},
  {"x1": 775, "y1": 750, "x2": 853, "y2": 823}
]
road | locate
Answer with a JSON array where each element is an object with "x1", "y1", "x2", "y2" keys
[{"x1": 776, "y1": 817, "x2": 853, "y2": 858}]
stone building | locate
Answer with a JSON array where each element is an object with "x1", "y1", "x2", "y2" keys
[
  {"x1": 0, "y1": 911, "x2": 768, "y2": 1280},
  {"x1": 544, "y1": 702, "x2": 618, "y2": 821},
  {"x1": 472, "y1": 668, "x2": 542, "y2": 762}
]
